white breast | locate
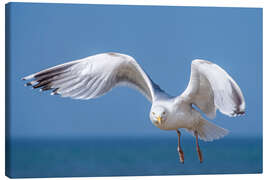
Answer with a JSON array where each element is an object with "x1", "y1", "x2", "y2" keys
[{"x1": 153, "y1": 98, "x2": 199, "y2": 130}]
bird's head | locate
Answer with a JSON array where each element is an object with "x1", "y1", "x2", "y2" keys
[{"x1": 150, "y1": 105, "x2": 168, "y2": 126}]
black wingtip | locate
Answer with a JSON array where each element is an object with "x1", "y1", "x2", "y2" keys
[
  {"x1": 24, "y1": 82, "x2": 33, "y2": 87},
  {"x1": 50, "y1": 88, "x2": 59, "y2": 95},
  {"x1": 238, "y1": 111, "x2": 245, "y2": 115},
  {"x1": 231, "y1": 110, "x2": 245, "y2": 117}
]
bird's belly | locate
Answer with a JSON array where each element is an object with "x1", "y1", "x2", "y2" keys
[{"x1": 159, "y1": 113, "x2": 195, "y2": 130}]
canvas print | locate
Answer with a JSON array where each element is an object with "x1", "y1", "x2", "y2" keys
[{"x1": 5, "y1": 2, "x2": 262, "y2": 178}]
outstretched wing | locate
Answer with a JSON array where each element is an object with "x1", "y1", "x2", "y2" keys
[
  {"x1": 22, "y1": 52, "x2": 165, "y2": 102},
  {"x1": 179, "y1": 59, "x2": 245, "y2": 118}
]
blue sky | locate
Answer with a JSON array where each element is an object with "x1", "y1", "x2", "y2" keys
[{"x1": 7, "y1": 3, "x2": 262, "y2": 139}]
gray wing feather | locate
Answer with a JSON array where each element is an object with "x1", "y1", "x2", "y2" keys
[
  {"x1": 180, "y1": 59, "x2": 245, "y2": 118},
  {"x1": 22, "y1": 53, "x2": 165, "y2": 102}
]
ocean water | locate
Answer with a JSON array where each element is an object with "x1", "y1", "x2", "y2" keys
[{"x1": 6, "y1": 136, "x2": 262, "y2": 178}]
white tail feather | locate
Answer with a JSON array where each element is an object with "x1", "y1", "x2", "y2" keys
[{"x1": 187, "y1": 119, "x2": 229, "y2": 142}]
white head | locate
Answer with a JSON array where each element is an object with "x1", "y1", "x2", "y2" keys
[{"x1": 150, "y1": 105, "x2": 168, "y2": 126}]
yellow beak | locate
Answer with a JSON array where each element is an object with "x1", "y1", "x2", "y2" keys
[{"x1": 157, "y1": 116, "x2": 163, "y2": 124}]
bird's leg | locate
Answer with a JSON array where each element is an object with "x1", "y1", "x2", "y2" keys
[
  {"x1": 195, "y1": 131, "x2": 203, "y2": 163},
  {"x1": 176, "y1": 130, "x2": 184, "y2": 163}
]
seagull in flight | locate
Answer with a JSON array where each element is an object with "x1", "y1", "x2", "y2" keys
[{"x1": 22, "y1": 52, "x2": 245, "y2": 163}]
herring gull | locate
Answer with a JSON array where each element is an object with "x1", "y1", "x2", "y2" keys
[{"x1": 22, "y1": 52, "x2": 245, "y2": 163}]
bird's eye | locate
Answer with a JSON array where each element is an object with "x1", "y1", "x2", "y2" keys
[
  {"x1": 163, "y1": 112, "x2": 166, "y2": 115},
  {"x1": 152, "y1": 112, "x2": 155, "y2": 115}
]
